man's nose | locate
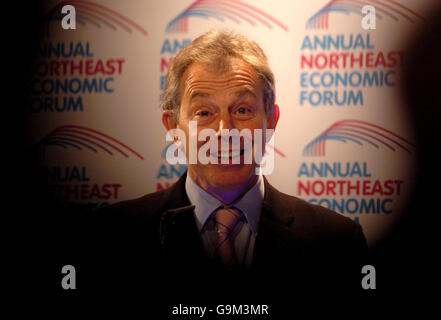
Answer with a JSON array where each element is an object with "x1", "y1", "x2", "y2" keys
[{"x1": 216, "y1": 114, "x2": 234, "y2": 136}]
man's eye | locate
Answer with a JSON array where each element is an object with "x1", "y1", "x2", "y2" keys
[
  {"x1": 236, "y1": 107, "x2": 249, "y2": 114},
  {"x1": 197, "y1": 110, "x2": 210, "y2": 117}
]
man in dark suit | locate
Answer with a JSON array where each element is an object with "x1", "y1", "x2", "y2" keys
[{"x1": 81, "y1": 30, "x2": 367, "y2": 298}]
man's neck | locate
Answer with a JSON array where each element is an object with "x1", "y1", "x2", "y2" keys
[{"x1": 188, "y1": 170, "x2": 258, "y2": 204}]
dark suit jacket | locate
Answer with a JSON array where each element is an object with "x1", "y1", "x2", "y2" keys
[{"x1": 76, "y1": 171, "x2": 367, "y2": 297}]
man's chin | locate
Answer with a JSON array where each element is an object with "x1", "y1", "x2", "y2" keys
[{"x1": 207, "y1": 166, "x2": 256, "y2": 188}]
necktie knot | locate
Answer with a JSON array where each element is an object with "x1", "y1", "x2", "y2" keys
[{"x1": 214, "y1": 207, "x2": 242, "y2": 233}]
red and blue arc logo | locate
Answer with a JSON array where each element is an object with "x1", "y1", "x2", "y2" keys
[
  {"x1": 302, "y1": 119, "x2": 415, "y2": 157},
  {"x1": 306, "y1": 0, "x2": 425, "y2": 30},
  {"x1": 166, "y1": 0, "x2": 288, "y2": 33},
  {"x1": 39, "y1": 125, "x2": 144, "y2": 160},
  {"x1": 43, "y1": 0, "x2": 148, "y2": 36}
]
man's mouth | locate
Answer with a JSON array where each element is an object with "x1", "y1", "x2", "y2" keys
[{"x1": 211, "y1": 148, "x2": 245, "y2": 159}]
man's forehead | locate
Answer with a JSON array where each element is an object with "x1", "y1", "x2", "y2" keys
[
  {"x1": 189, "y1": 88, "x2": 257, "y2": 104},
  {"x1": 181, "y1": 59, "x2": 261, "y2": 96}
]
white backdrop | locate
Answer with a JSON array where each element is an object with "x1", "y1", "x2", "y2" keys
[{"x1": 27, "y1": 0, "x2": 437, "y2": 247}]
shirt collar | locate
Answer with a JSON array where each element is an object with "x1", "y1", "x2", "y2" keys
[{"x1": 185, "y1": 174, "x2": 264, "y2": 234}]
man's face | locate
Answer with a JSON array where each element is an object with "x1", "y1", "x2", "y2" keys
[{"x1": 164, "y1": 58, "x2": 277, "y2": 199}]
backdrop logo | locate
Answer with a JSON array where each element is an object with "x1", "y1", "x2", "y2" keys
[
  {"x1": 306, "y1": 0, "x2": 425, "y2": 30},
  {"x1": 43, "y1": 0, "x2": 148, "y2": 36},
  {"x1": 165, "y1": 0, "x2": 288, "y2": 33},
  {"x1": 39, "y1": 125, "x2": 144, "y2": 160},
  {"x1": 303, "y1": 119, "x2": 415, "y2": 157}
]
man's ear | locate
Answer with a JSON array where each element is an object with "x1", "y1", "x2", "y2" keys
[
  {"x1": 267, "y1": 104, "x2": 280, "y2": 130},
  {"x1": 162, "y1": 110, "x2": 178, "y2": 131}
]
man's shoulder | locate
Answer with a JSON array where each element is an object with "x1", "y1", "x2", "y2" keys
[
  {"x1": 108, "y1": 188, "x2": 169, "y2": 211},
  {"x1": 97, "y1": 186, "x2": 174, "y2": 224},
  {"x1": 266, "y1": 183, "x2": 362, "y2": 239}
]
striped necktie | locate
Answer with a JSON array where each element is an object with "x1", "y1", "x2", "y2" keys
[{"x1": 213, "y1": 206, "x2": 242, "y2": 268}]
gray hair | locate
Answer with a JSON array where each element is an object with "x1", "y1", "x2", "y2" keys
[{"x1": 160, "y1": 29, "x2": 275, "y2": 120}]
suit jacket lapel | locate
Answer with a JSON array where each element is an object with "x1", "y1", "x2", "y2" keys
[
  {"x1": 252, "y1": 177, "x2": 302, "y2": 270},
  {"x1": 158, "y1": 172, "x2": 207, "y2": 265}
]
